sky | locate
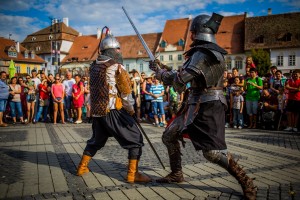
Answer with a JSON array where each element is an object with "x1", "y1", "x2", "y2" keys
[{"x1": 0, "y1": 0, "x2": 299, "y2": 42}]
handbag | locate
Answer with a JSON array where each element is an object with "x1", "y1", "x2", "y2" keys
[{"x1": 39, "y1": 99, "x2": 49, "y2": 107}]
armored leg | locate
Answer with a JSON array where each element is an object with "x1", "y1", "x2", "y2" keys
[
  {"x1": 156, "y1": 119, "x2": 184, "y2": 183},
  {"x1": 203, "y1": 150, "x2": 256, "y2": 200}
]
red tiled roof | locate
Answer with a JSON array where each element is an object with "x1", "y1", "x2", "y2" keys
[
  {"x1": 62, "y1": 35, "x2": 100, "y2": 63},
  {"x1": 0, "y1": 37, "x2": 45, "y2": 63},
  {"x1": 158, "y1": 18, "x2": 190, "y2": 52},
  {"x1": 117, "y1": 33, "x2": 162, "y2": 59},
  {"x1": 185, "y1": 15, "x2": 245, "y2": 54}
]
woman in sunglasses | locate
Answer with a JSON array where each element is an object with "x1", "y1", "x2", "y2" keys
[{"x1": 51, "y1": 77, "x2": 65, "y2": 124}]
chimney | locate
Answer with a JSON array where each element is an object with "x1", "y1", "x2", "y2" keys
[
  {"x1": 268, "y1": 8, "x2": 272, "y2": 15},
  {"x1": 188, "y1": 15, "x2": 192, "y2": 20},
  {"x1": 244, "y1": 12, "x2": 248, "y2": 18},
  {"x1": 16, "y1": 42, "x2": 20, "y2": 53},
  {"x1": 97, "y1": 28, "x2": 101, "y2": 39},
  {"x1": 79, "y1": 32, "x2": 82, "y2": 36},
  {"x1": 63, "y1": 17, "x2": 69, "y2": 27}
]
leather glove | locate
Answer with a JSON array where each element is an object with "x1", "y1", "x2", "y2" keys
[{"x1": 149, "y1": 59, "x2": 161, "y2": 72}]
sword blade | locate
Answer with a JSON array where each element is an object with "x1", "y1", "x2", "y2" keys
[
  {"x1": 133, "y1": 116, "x2": 165, "y2": 169},
  {"x1": 122, "y1": 6, "x2": 155, "y2": 61}
]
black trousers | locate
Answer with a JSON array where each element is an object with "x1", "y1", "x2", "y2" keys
[{"x1": 84, "y1": 109, "x2": 144, "y2": 159}]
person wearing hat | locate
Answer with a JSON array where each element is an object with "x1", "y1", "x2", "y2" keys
[{"x1": 76, "y1": 30, "x2": 151, "y2": 183}]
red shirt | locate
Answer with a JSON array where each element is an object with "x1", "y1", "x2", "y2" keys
[
  {"x1": 39, "y1": 84, "x2": 49, "y2": 100},
  {"x1": 287, "y1": 78, "x2": 300, "y2": 101}
]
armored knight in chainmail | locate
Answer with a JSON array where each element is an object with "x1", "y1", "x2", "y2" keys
[
  {"x1": 149, "y1": 13, "x2": 256, "y2": 200},
  {"x1": 76, "y1": 30, "x2": 151, "y2": 183}
]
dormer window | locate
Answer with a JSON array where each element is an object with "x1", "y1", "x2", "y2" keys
[
  {"x1": 7, "y1": 46, "x2": 17, "y2": 57},
  {"x1": 178, "y1": 39, "x2": 185, "y2": 46},
  {"x1": 160, "y1": 40, "x2": 167, "y2": 48},
  {"x1": 277, "y1": 32, "x2": 292, "y2": 42},
  {"x1": 24, "y1": 50, "x2": 29, "y2": 58},
  {"x1": 82, "y1": 45, "x2": 88, "y2": 49},
  {"x1": 255, "y1": 35, "x2": 264, "y2": 43},
  {"x1": 49, "y1": 35, "x2": 53, "y2": 40},
  {"x1": 31, "y1": 37, "x2": 36, "y2": 41},
  {"x1": 36, "y1": 46, "x2": 41, "y2": 51},
  {"x1": 30, "y1": 51, "x2": 35, "y2": 59},
  {"x1": 137, "y1": 50, "x2": 143, "y2": 55}
]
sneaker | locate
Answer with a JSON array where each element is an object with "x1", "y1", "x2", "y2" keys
[
  {"x1": 225, "y1": 123, "x2": 229, "y2": 128},
  {"x1": 293, "y1": 127, "x2": 298, "y2": 132},
  {"x1": 74, "y1": 120, "x2": 82, "y2": 124},
  {"x1": 159, "y1": 122, "x2": 164, "y2": 127},
  {"x1": 284, "y1": 127, "x2": 293, "y2": 131},
  {"x1": 238, "y1": 126, "x2": 242, "y2": 129},
  {"x1": 233, "y1": 125, "x2": 237, "y2": 129}
]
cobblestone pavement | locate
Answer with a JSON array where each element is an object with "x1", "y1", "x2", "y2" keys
[{"x1": 0, "y1": 122, "x2": 299, "y2": 200}]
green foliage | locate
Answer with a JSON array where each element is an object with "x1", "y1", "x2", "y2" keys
[{"x1": 251, "y1": 49, "x2": 271, "y2": 76}]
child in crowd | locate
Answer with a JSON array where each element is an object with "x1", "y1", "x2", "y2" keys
[{"x1": 232, "y1": 89, "x2": 244, "y2": 129}]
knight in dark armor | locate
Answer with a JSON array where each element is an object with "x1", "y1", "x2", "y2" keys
[
  {"x1": 149, "y1": 13, "x2": 256, "y2": 199},
  {"x1": 76, "y1": 30, "x2": 151, "y2": 183}
]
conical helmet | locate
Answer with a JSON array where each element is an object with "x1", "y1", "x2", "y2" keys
[{"x1": 99, "y1": 33, "x2": 120, "y2": 51}]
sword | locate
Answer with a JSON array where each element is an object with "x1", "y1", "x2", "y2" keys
[
  {"x1": 122, "y1": 6, "x2": 155, "y2": 62},
  {"x1": 133, "y1": 116, "x2": 165, "y2": 169}
]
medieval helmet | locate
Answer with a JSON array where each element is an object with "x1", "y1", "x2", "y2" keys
[
  {"x1": 190, "y1": 13, "x2": 223, "y2": 44},
  {"x1": 99, "y1": 33, "x2": 120, "y2": 51}
]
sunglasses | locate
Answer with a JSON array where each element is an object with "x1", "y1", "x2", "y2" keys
[{"x1": 55, "y1": 78, "x2": 60, "y2": 80}]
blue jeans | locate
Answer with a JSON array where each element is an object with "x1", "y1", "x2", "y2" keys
[
  {"x1": 0, "y1": 99, "x2": 7, "y2": 112},
  {"x1": 9, "y1": 101, "x2": 23, "y2": 118},
  {"x1": 233, "y1": 109, "x2": 243, "y2": 127},
  {"x1": 151, "y1": 101, "x2": 165, "y2": 115},
  {"x1": 35, "y1": 106, "x2": 49, "y2": 122}
]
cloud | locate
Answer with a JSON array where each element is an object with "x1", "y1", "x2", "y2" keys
[
  {"x1": 0, "y1": 0, "x2": 33, "y2": 11},
  {"x1": 0, "y1": 14, "x2": 45, "y2": 41}
]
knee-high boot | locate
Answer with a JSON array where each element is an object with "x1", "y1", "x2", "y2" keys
[
  {"x1": 76, "y1": 155, "x2": 92, "y2": 176},
  {"x1": 156, "y1": 142, "x2": 184, "y2": 183},
  {"x1": 227, "y1": 154, "x2": 256, "y2": 200},
  {"x1": 127, "y1": 159, "x2": 151, "y2": 183}
]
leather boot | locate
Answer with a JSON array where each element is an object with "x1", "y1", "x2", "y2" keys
[
  {"x1": 127, "y1": 159, "x2": 151, "y2": 183},
  {"x1": 227, "y1": 154, "x2": 256, "y2": 200},
  {"x1": 76, "y1": 155, "x2": 92, "y2": 176},
  {"x1": 156, "y1": 149, "x2": 184, "y2": 183}
]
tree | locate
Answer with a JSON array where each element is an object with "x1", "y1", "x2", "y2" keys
[{"x1": 251, "y1": 49, "x2": 271, "y2": 76}]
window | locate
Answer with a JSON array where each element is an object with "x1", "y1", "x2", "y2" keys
[
  {"x1": 8, "y1": 51, "x2": 17, "y2": 57},
  {"x1": 277, "y1": 33, "x2": 292, "y2": 42},
  {"x1": 31, "y1": 51, "x2": 35, "y2": 59},
  {"x1": 277, "y1": 55, "x2": 283, "y2": 66},
  {"x1": 160, "y1": 40, "x2": 167, "y2": 48},
  {"x1": 160, "y1": 55, "x2": 164, "y2": 61},
  {"x1": 140, "y1": 63, "x2": 143, "y2": 72},
  {"x1": 126, "y1": 64, "x2": 129, "y2": 71},
  {"x1": 26, "y1": 66, "x2": 31, "y2": 74},
  {"x1": 226, "y1": 59, "x2": 232, "y2": 70},
  {"x1": 178, "y1": 39, "x2": 184, "y2": 46},
  {"x1": 169, "y1": 55, "x2": 173, "y2": 61},
  {"x1": 235, "y1": 60, "x2": 243, "y2": 70},
  {"x1": 178, "y1": 54, "x2": 182, "y2": 61},
  {"x1": 47, "y1": 58, "x2": 51, "y2": 62},
  {"x1": 24, "y1": 51, "x2": 28, "y2": 58},
  {"x1": 49, "y1": 35, "x2": 53, "y2": 40},
  {"x1": 16, "y1": 66, "x2": 20, "y2": 73},
  {"x1": 255, "y1": 35, "x2": 264, "y2": 43},
  {"x1": 31, "y1": 37, "x2": 36, "y2": 41},
  {"x1": 289, "y1": 54, "x2": 296, "y2": 66},
  {"x1": 36, "y1": 46, "x2": 41, "y2": 51}
]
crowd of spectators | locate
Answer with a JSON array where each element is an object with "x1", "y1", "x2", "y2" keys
[{"x1": 0, "y1": 60, "x2": 299, "y2": 132}]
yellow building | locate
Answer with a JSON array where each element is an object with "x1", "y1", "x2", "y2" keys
[{"x1": 0, "y1": 37, "x2": 45, "y2": 76}]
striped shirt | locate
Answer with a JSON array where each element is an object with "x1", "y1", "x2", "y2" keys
[{"x1": 150, "y1": 84, "x2": 164, "y2": 102}]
